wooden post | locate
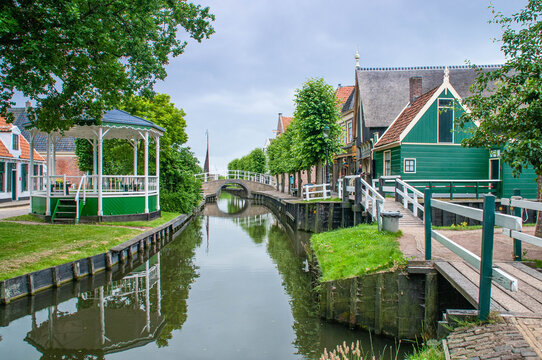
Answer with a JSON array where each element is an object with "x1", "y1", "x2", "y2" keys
[
  {"x1": 424, "y1": 188, "x2": 432, "y2": 260},
  {"x1": 144, "y1": 131, "x2": 149, "y2": 214},
  {"x1": 513, "y1": 189, "x2": 522, "y2": 261},
  {"x1": 155, "y1": 136, "x2": 160, "y2": 211},
  {"x1": 479, "y1": 194, "x2": 495, "y2": 321},
  {"x1": 342, "y1": 178, "x2": 348, "y2": 203}
]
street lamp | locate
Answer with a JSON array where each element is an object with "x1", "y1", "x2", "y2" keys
[{"x1": 323, "y1": 125, "x2": 330, "y2": 184}]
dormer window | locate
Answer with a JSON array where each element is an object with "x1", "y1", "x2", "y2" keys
[
  {"x1": 12, "y1": 134, "x2": 19, "y2": 150},
  {"x1": 438, "y1": 99, "x2": 454, "y2": 143}
]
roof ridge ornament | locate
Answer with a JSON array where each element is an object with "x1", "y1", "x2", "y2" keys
[
  {"x1": 443, "y1": 66, "x2": 450, "y2": 84},
  {"x1": 355, "y1": 49, "x2": 360, "y2": 69}
]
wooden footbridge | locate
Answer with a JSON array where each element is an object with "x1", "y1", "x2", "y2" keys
[{"x1": 338, "y1": 175, "x2": 542, "y2": 319}]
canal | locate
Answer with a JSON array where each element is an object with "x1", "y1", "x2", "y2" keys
[{"x1": 0, "y1": 192, "x2": 409, "y2": 359}]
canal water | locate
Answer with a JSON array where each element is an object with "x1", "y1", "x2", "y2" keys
[{"x1": 0, "y1": 192, "x2": 410, "y2": 359}]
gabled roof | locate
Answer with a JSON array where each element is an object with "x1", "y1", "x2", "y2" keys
[
  {"x1": 281, "y1": 116, "x2": 293, "y2": 130},
  {"x1": 0, "y1": 140, "x2": 13, "y2": 158},
  {"x1": 20, "y1": 134, "x2": 45, "y2": 161},
  {"x1": 342, "y1": 89, "x2": 355, "y2": 113},
  {"x1": 336, "y1": 86, "x2": 354, "y2": 104},
  {"x1": 356, "y1": 65, "x2": 500, "y2": 128},
  {"x1": 0, "y1": 116, "x2": 44, "y2": 160},
  {"x1": 374, "y1": 87, "x2": 440, "y2": 148}
]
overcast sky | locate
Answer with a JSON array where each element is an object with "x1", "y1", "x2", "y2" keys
[{"x1": 12, "y1": 0, "x2": 527, "y2": 172}]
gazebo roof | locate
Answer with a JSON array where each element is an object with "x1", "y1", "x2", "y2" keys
[{"x1": 25, "y1": 109, "x2": 165, "y2": 140}]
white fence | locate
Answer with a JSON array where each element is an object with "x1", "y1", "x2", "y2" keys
[
  {"x1": 302, "y1": 183, "x2": 331, "y2": 201},
  {"x1": 501, "y1": 197, "x2": 542, "y2": 248},
  {"x1": 195, "y1": 170, "x2": 276, "y2": 187},
  {"x1": 31, "y1": 174, "x2": 159, "y2": 196},
  {"x1": 338, "y1": 175, "x2": 384, "y2": 226}
]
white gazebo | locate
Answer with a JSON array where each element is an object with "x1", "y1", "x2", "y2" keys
[{"x1": 27, "y1": 109, "x2": 164, "y2": 223}]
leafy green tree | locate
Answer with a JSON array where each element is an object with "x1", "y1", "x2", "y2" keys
[
  {"x1": 227, "y1": 148, "x2": 267, "y2": 173},
  {"x1": 0, "y1": 0, "x2": 214, "y2": 132},
  {"x1": 458, "y1": 0, "x2": 542, "y2": 236},
  {"x1": 293, "y1": 78, "x2": 342, "y2": 179}
]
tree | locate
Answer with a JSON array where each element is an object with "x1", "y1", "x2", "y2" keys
[
  {"x1": 0, "y1": 1, "x2": 214, "y2": 132},
  {"x1": 227, "y1": 147, "x2": 267, "y2": 173},
  {"x1": 293, "y1": 78, "x2": 342, "y2": 181},
  {"x1": 458, "y1": 0, "x2": 542, "y2": 236}
]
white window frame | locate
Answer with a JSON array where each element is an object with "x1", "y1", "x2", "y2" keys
[
  {"x1": 404, "y1": 158, "x2": 416, "y2": 173},
  {"x1": 347, "y1": 121, "x2": 353, "y2": 143},
  {"x1": 383, "y1": 150, "x2": 391, "y2": 176},
  {"x1": 12, "y1": 134, "x2": 19, "y2": 151},
  {"x1": 437, "y1": 98, "x2": 454, "y2": 143}
]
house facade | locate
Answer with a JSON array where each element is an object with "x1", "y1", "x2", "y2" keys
[
  {"x1": 353, "y1": 64, "x2": 503, "y2": 179},
  {"x1": 0, "y1": 116, "x2": 45, "y2": 202},
  {"x1": 332, "y1": 85, "x2": 355, "y2": 186},
  {"x1": 372, "y1": 69, "x2": 537, "y2": 199}
]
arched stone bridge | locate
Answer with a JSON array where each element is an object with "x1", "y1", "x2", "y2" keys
[{"x1": 197, "y1": 171, "x2": 276, "y2": 198}]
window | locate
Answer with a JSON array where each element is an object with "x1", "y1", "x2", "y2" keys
[
  {"x1": 347, "y1": 121, "x2": 353, "y2": 142},
  {"x1": 12, "y1": 134, "x2": 19, "y2": 150},
  {"x1": 404, "y1": 158, "x2": 416, "y2": 173},
  {"x1": 0, "y1": 162, "x2": 4, "y2": 192},
  {"x1": 384, "y1": 150, "x2": 391, "y2": 176},
  {"x1": 21, "y1": 164, "x2": 28, "y2": 191},
  {"x1": 438, "y1": 99, "x2": 454, "y2": 143}
]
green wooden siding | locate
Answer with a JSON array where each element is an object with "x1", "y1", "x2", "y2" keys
[
  {"x1": 373, "y1": 147, "x2": 401, "y2": 179},
  {"x1": 403, "y1": 89, "x2": 475, "y2": 144},
  {"x1": 400, "y1": 144, "x2": 489, "y2": 181},
  {"x1": 31, "y1": 195, "x2": 158, "y2": 216},
  {"x1": 500, "y1": 164, "x2": 537, "y2": 198}
]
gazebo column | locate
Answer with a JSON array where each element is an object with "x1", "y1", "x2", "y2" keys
[
  {"x1": 45, "y1": 133, "x2": 51, "y2": 216},
  {"x1": 93, "y1": 139, "x2": 97, "y2": 193},
  {"x1": 155, "y1": 136, "x2": 160, "y2": 211},
  {"x1": 98, "y1": 128, "x2": 103, "y2": 217},
  {"x1": 52, "y1": 135, "x2": 56, "y2": 176},
  {"x1": 144, "y1": 131, "x2": 149, "y2": 214},
  {"x1": 133, "y1": 140, "x2": 138, "y2": 175}
]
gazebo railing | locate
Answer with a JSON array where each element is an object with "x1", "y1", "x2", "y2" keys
[{"x1": 31, "y1": 175, "x2": 158, "y2": 196}]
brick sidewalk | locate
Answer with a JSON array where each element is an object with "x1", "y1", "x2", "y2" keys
[{"x1": 446, "y1": 317, "x2": 541, "y2": 359}]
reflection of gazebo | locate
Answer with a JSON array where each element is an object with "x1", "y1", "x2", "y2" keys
[
  {"x1": 25, "y1": 258, "x2": 164, "y2": 358},
  {"x1": 26, "y1": 110, "x2": 164, "y2": 222}
]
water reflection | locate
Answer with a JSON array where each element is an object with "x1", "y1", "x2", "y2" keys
[
  {"x1": 25, "y1": 260, "x2": 164, "y2": 358},
  {"x1": 0, "y1": 194, "x2": 408, "y2": 359}
]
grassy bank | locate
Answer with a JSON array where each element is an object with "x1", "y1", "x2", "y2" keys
[
  {"x1": 0, "y1": 212, "x2": 181, "y2": 280},
  {"x1": 310, "y1": 224, "x2": 405, "y2": 281}
]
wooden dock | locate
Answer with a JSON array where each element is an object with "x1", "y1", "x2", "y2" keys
[{"x1": 435, "y1": 260, "x2": 542, "y2": 315}]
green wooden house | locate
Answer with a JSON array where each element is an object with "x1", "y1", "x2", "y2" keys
[{"x1": 372, "y1": 68, "x2": 537, "y2": 198}]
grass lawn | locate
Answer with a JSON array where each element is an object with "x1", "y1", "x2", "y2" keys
[
  {"x1": 310, "y1": 224, "x2": 405, "y2": 281},
  {"x1": 292, "y1": 197, "x2": 341, "y2": 203},
  {"x1": 0, "y1": 211, "x2": 182, "y2": 280}
]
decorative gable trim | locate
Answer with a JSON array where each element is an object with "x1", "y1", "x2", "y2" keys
[{"x1": 398, "y1": 81, "x2": 471, "y2": 142}]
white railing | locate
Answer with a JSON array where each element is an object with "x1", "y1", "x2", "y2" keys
[
  {"x1": 427, "y1": 197, "x2": 521, "y2": 291},
  {"x1": 31, "y1": 175, "x2": 158, "y2": 196},
  {"x1": 302, "y1": 183, "x2": 331, "y2": 201},
  {"x1": 372, "y1": 175, "x2": 400, "y2": 194},
  {"x1": 195, "y1": 170, "x2": 276, "y2": 187},
  {"x1": 75, "y1": 174, "x2": 87, "y2": 224},
  {"x1": 395, "y1": 178, "x2": 424, "y2": 218},
  {"x1": 338, "y1": 175, "x2": 384, "y2": 227},
  {"x1": 501, "y1": 197, "x2": 542, "y2": 248}
]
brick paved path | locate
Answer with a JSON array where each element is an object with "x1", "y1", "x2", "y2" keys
[{"x1": 446, "y1": 317, "x2": 542, "y2": 359}]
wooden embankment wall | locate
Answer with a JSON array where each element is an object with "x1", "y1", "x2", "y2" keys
[{"x1": 0, "y1": 203, "x2": 204, "y2": 305}]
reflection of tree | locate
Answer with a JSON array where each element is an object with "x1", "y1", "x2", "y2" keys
[
  {"x1": 156, "y1": 217, "x2": 203, "y2": 347},
  {"x1": 235, "y1": 215, "x2": 269, "y2": 244},
  {"x1": 266, "y1": 224, "x2": 321, "y2": 358}
]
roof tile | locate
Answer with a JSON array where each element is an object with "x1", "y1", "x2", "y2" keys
[{"x1": 374, "y1": 87, "x2": 440, "y2": 148}]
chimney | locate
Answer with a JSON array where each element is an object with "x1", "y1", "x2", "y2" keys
[
  {"x1": 338, "y1": 83, "x2": 342, "y2": 88},
  {"x1": 409, "y1": 77, "x2": 422, "y2": 104},
  {"x1": 25, "y1": 100, "x2": 31, "y2": 109}
]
